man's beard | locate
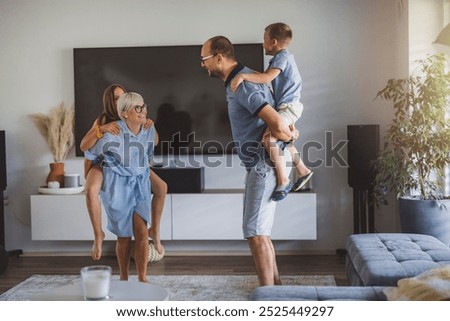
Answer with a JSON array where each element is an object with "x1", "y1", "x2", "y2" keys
[{"x1": 208, "y1": 68, "x2": 223, "y2": 79}]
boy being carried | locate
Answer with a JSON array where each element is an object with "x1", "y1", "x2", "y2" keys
[{"x1": 231, "y1": 22, "x2": 312, "y2": 201}]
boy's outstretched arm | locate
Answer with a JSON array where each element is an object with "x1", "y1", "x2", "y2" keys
[{"x1": 231, "y1": 68, "x2": 281, "y2": 92}]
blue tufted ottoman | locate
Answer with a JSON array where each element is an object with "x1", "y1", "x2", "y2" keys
[
  {"x1": 250, "y1": 285, "x2": 388, "y2": 301},
  {"x1": 345, "y1": 233, "x2": 450, "y2": 286}
]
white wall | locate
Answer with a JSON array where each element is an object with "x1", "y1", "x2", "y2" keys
[
  {"x1": 410, "y1": 0, "x2": 450, "y2": 62},
  {"x1": 0, "y1": 0, "x2": 413, "y2": 254}
]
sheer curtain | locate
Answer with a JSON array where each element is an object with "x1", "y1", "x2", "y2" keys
[{"x1": 410, "y1": 0, "x2": 450, "y2": 196}]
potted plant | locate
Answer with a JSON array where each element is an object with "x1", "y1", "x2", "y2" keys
[
  {"x1": 30, "y1": 103, "x2": 75, "y2": 187},
  {"x1": 372, "y1": 53, "x2": 450, "y2": 245}
]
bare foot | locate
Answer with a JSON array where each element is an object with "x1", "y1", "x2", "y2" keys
[
  {"x1": 148, "y1": 229, "x2": 165, "y2": 256},
  {"x1": 91, "y1": 231, "x2": 105, "y2": 260}
]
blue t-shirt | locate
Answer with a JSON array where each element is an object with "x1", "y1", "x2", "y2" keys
[
  {"x1": 225, "y1": 63, "x2": 276, "y2": 169},
  {"x1": 269, "y1": 49, "x2": 302, "y2": 106}
]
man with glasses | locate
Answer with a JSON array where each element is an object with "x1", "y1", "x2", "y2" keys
[{"x1": 200, "y1": 36, "x2": 298, "y2": 286}]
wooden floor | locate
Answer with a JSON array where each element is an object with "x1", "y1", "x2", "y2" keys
[{"x1": 0, "y1": 254, "x2": 348, "y2": 294}]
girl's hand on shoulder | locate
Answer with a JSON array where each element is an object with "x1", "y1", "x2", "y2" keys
[
  {"x1": 144, "y1": 118, "x2": 154, "y2": 129},
  {"x1": 101, "y1": 122, "x2": 121, "y2": 135},
  {"x1": 230, "y1": 76, "x2": 244, "y2": 93}
]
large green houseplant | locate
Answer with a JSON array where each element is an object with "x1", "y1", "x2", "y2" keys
[{"x1": 372, "y1": 53, "x2": 450, "y2": 245}]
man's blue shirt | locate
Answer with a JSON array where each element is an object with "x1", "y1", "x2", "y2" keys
[{"x1": 225, "y1": 63, "x2": 276, "y2": 169}]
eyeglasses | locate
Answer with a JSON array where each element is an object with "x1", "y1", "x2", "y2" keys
[
  {"x1": 200, "y1": 53, "x2": 217, "y2": 64},
  {"x1": 133, "y1": 104, "x2": 148, "y2": 113}
]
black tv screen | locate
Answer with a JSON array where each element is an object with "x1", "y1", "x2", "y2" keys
[{"x1": 74, "y1": 44, "x2": 264, "y2": 156}]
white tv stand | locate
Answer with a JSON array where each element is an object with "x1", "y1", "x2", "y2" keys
[{"x1": 30, "y1": 190, "x2": 316, "y2": 241}]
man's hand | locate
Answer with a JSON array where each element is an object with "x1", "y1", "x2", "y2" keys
[
  {"x1": 258, "y1": 105, "x2": 293, "y2": 142},
  {"x1": 290, "y1": 128, "x2": 299, "y2": 141}
]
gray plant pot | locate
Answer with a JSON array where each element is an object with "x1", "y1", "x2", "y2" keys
[{"x1": 399, "y1": 196, "x2": 450, "y2": 246}]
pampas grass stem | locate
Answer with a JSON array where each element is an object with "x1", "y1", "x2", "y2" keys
[{"x1": 29, "y1": 103, "x2": 75, "y2": 162}]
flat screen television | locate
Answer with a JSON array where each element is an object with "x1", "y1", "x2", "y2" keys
[{"x1": 73, "y1": 43, "x2": 264, "y2": 156}]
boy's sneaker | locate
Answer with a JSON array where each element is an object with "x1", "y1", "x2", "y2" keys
[
  {"x1": 292, "y1": 172, "x2": 313, "y2": 191},
  {"x1": 270, "y1": 180, "x2": 294, "y2": 202}
]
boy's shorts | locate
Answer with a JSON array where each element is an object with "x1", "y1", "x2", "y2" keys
[{"x1": 278, "y1": 101, "x2": 304, "y2": 126}]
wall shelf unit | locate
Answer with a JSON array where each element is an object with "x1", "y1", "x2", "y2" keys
[{"x1": 30, "y1": 190, "x2": 316, "y2": 241}]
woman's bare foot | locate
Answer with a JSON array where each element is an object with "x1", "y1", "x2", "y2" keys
[
  {"x1": 91, "y1": 231, "x2": 105, "y2": 260},
  {"x1": 148, "y1": 228, "x2": 165, "y2": 256}
]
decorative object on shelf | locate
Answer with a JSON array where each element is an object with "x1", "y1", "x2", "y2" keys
[
  {"x1": 64, "y1": 174, "x2": 80, "y2": 188},
  {"x1": 46, "y1": 162, "x2": 65, "y2": 187},
  {"x1": 38, "y1": 185, "x2": 84, "y2": 195},
  {"x1": 372, "y1": 54, "x2": 450, "y2": 244},
  {"x1": 47, "y1": 181, "x2": 60, "y2": 189},
  {"x1": 29, "y1": 103, "x2": 75, "y2": 187}
]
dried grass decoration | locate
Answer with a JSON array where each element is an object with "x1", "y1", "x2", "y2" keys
[{"x1": 29, "y1": 103, "x2": 75, "y2": 163}]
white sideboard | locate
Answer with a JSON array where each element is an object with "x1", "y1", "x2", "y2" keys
[
  {"x1": 30, "y1": 194, "x2": 172, "y2": 241},
  {"x1": 31, "y1": 190, "x2": 316, "y2": 241}
]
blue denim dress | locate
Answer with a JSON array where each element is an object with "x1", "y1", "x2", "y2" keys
[{"x1": 85, "y1": 120, "x2": 155, "y2": 237}]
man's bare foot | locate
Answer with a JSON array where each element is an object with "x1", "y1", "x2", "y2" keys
[
  {"x1": 91, "y1": 231, "x2": 105, "y2": 260},
  {"x1": 148, "y1": 229, "x2": 165, "y2": 256}
]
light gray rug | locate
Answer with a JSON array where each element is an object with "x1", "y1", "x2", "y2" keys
[{"x1": 0, "y1": 274, "x2": 336, "y2": 301}]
